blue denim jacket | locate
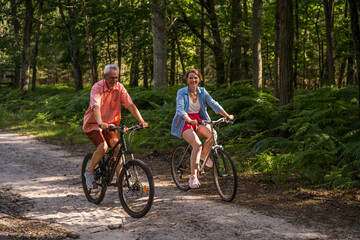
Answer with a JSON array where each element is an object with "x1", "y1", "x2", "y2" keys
[{"x1": 171, "y1": 86, "x2": 223, "y2": 139}]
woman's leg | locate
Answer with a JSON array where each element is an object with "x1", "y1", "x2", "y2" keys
[
  {"x1": 197, "y1": 125, "x2": 215, "y2": 161},
  {"x1": 182, "y1": 129, "x2": 202, "y2": 176}
]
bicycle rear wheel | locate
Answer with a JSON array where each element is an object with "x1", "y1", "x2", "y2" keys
[
  {"x1": 213, "y1": 149, "x2": 238, "y2": 202},
  {"x1": 118, "y1": 159, "x2": 154, "y2": 218},
  {"x1": 81, "y1": 153, "x2": 107, "y2": 204},
  {"x1": 171, "y1": 145, "x2": 191, "y2": 191}
]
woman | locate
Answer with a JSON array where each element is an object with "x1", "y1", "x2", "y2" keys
[{"x1": 171, "y1": 68, "x2": 234, "y2": 188}]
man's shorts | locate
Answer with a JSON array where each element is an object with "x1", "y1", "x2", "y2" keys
[
  {"x1": 86, "y1": 129, "x2": 119, "y2": 147},
  {"x1": 182, "y1": 113, "x2": 205, "y2": 133}
]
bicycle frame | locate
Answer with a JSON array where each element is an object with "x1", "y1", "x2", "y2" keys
[
  {"x1": 104, "y1": 126, "x2": 135, "y2": 187},
  {"x1": 197, "y1": 119, "x2": 230, "y2": 177}
]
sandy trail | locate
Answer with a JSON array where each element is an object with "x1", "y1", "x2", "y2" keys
[{"x1": 0, "y1": 131, "x2": 336, "y2": 239}]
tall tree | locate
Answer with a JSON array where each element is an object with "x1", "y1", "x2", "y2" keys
[
  {"x1": 32, "y1": 0, "x2": 44, "y2": 91},
  {"x1": 278, "y1": 0, "x2": 294, "y2": 105},
  {"x1": 58, "y1": 0, "x2": 83, "y2": 91},
  {"x1": 179, "y1": 0, "x2": 226, "y2": 85},
  {"x1": 229, "y1": 0, "x2": 243, "y2": 85},
  {"x1": 152, "y1": 0, "x2": 167, "y2": 89},
  {"x1": 20, "y1": 0, "x2": 34, "y2": 93},
  {"x1": 323, "y1": 0, "x2": 335, "y2": 85},
  {"x1": 252, "y1": 0, "x2": 263, "y2": 88},
  {"x1": 10, "y1": 0, "x2": 21, "y2": 88},
  {"x1": 348, "y1": 0, "x2": 360, "y2": 118},
  {"x1": 273, "y1": 0, "x2": 280, "y2": 99},
  {"x1": 81, "y1": 0, "x2": 96, "y2": 85}
]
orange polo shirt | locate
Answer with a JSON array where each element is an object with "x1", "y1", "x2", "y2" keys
[{"x1": 83, "y1": 79, "x2": 133, "y2": 133}]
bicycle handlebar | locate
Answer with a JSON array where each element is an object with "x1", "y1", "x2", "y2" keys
[
  {"x1": 199, "y1": 117, "x2": 232, "y2": 126},
  {"x1": 107, "y1": 124, "x2": 146, "y2": 132}
]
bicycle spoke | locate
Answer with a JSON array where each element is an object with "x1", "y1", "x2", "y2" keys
[
  {"x1": 118, "y1": 160, "x2": 154, "y2": 218},
  {"x1": 213, "y1": 149, "x2": 237, "y2": 202},
  {"x1": 81, "y1": 153, "x2": 107, "y2": 204},
  {"x1": 171, "y1": 145, "x2": 191, "y2": 191}
]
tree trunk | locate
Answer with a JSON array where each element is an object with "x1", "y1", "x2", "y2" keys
[
  {"x1": 251, "y1": 0, "x2": 262, "y2": 88},
  {"x1": 278, "y1": 0, "x2": 294, "y2": 106},
  {"x1": 323, "y1": 0, "x2": 335, "y2": 85},
  {"x1": 58, "y1": 0, "x2": 83, "y2": 91},
  {"x1": 242, "y1": 0, "x2": 251, "y2": 79},
  {"x1": 170, "y1": 35, "x2": 176, "y2": 86},
  {"x1": 20, "y1": 0, "x2": 34, "y2": 93},
  {"x1": 31, "y1": 0, "x2": 44, "y2": 92},
  {"x1": 180, "y1": 0, "x2": 226, "y2": 85},
  {"x1": 152, "y1": 0, "x2": 167, "y2": 89},
  {"x1": 173, "y1": 25, "x2": 185, "y2": 77},
  {"x1": 273, "y1": 0, "x2": 280, "y2": 100},
  {"x1": 229, "y1": 0, "x2": 242, "y2": 85},
  {"x1": 346, "y1": 44, "x2": 355, "y2": 85},
  {"x1": 200, "y1": 4, "x2": 205, "y2": 86},
  {"x1": 348, "y1": 0, "x2": 360, "y2": 118},
  {"x1": 203, "y1": 0, "x2": 225, "y2": 85},
  {"x1": 143, "y1": 47, "x2": 149, "y2": 88},
  {"x1": 81, "y1": 0, "x2": 96, "y2": 85},
  {"x1": 293, "y1": 0, "x2": 299, "y2": 89},
  {"x1": 130, "y1": 35, "x2": 139, "y2": 87},
  {"x1": 116, "y1": 21, "x2": 122, "y2": 83},
  {"x1": 10, "y1": 0, "x2": 21, "y2": 88}
]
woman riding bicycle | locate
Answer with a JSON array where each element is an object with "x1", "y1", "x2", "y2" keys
[
  {"x1": 171, "y1": 68, "x2": 234, "y2": 189},
  {"x1": 83, "y1": 64, "x2": 148, "y2": 189}
]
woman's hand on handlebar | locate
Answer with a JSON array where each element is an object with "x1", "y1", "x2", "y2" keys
[
  {"x1": 189, "y1": 119, "x2": 198, "y2": 125},
  {"x1": 227, "y1": 115, "x2": 234, "y2": 121}
]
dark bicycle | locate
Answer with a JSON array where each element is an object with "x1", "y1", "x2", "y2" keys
[
  {"x1": 81, "y1": 125, "x2": 155, "y2": 218},
  {"x1": 171, "y1": 117, "x2": 238, "y2": 202}
]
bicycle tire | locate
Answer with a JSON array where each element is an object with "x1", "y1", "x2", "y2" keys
[
  {"x1": 171, "y1": 145, "x2": 191, "y2": 191},
  {"x1": 81, "y1": 153, "x2": 107, "y2": 204},
  {"x1": 213, "y1": 149, "x2": 238, "y2": 202},
  {"x1": 118, "y1": 159, "x2": 154, "y2": 218}
]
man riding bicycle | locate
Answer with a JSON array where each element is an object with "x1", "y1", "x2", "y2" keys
[{"x1": 83, "y1": 64, "x2": 148, "y2": 188}]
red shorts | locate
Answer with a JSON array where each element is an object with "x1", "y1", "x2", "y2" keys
[
  {"x1": 86, "y1": 130, "x2": 119, "y2": 147},
  {"x1": 182, "y1": 113, "x2": 205, "y2": 133}
]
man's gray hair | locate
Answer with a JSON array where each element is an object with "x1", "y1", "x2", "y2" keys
[{"x1": 104, "y1": 64, "x2": 119, "y2": 75}]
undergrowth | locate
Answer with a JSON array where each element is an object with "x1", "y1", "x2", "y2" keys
[{"x1": 1, "y1": 83, "x2": 359, "y2": 189}]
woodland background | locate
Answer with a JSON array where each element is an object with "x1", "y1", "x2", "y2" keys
[{"x1": 1, "y1": 0, "x2": 360, "y2": 189}]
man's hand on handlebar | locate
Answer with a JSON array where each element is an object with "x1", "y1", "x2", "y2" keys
[
  {"x1": 139, "y1": 121, "x2": 149, "y2": 128},
  {"x1": 98, "y1": 123, "x2": 115, "y2": 130}
]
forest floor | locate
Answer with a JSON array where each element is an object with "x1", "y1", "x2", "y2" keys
[{"x1": 0, "y1": 130, "x2": 360, "y2": 239}]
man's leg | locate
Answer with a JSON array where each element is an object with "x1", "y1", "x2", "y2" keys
[
  {"x1": 88, "y1": 142, "x2": 108, "y2": 172},
  {"x1": 108, "y1": 138, "x2": 121, "y2": 177}
]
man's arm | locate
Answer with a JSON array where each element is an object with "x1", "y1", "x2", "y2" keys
[
  {"x1": 128, "y1": 103, "x2": 148, "y2": 128},
  {"x1": 93, "y1": 105, "x2": 109, "y2": 129}
]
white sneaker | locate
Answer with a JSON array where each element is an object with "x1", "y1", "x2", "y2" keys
[
  {"x1": 84, "y1": 171, "x2": 97, "y2": 189},
  {"x1": 189, "y1": 175, "x2": 200, "y2": 188}
]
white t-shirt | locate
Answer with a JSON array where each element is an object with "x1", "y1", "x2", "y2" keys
[{"x1": 188, "y1": 98, "x2": 201, "y2": 114}]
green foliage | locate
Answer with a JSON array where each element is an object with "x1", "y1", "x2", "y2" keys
[{"x1": 1, "y1": 84, "x2": 360, "y2": 189}]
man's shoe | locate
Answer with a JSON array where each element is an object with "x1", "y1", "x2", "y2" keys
[
  {"x1": 84, "y1": 171, "x2": 97, "y2": 189},
  {"x1": 189, "y1": 175, "x2": 200, "y2": 188}
]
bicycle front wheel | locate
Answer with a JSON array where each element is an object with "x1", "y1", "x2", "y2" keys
[
  {"x1": 118, "y1": 159, "x2": 154, "y2": 218},
  {"x1": 171, "y1": 145, "x2": 191, "y2": 191},
  {"x1": 81, "y1": 153, "x2": 107, "y2": 204},
  {"x1": 213, "y1": 149, "x2": 238, "y2": 202}
]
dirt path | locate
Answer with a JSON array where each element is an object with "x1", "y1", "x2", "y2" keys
[{"x1": 0, "y1": 131, "x2": 358, "y2": 239}]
